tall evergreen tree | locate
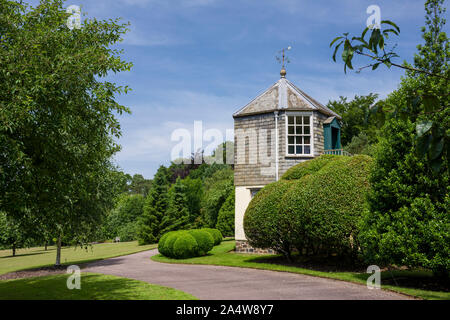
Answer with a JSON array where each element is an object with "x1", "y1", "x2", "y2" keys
[
  {"x1": 360, "y1": 0, "x2": 449, "y2": 277},
  {"x1": 137, "y1": 166, "x2": 169, "y2": 244},
  {"x1": 160, "y1": 177, "x2": 190, "y2": 234}
]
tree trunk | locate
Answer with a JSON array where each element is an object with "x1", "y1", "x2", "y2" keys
[
  {"x1": 45, "y1": 242, "x2": 48, "y2": 251},
  {"x1": 55, "y1": 236, "x2": 62, "y2": 266},
  {"x1": 12, "y1": 243, "x2": 16, "y2": 257}
]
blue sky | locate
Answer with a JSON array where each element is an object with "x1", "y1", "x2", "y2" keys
[{"x1": 30, "y1": 0, "x2": 447, "y2": 178}]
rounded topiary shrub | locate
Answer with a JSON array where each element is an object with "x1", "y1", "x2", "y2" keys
[
  {"x1": 281, "y1": 154, "x2": 339, "y2": 180},
  {"x1": 172, "y1": 232, "x2": 199, "y2": 259},
  {"x1": 244, "y1": 155, "x2": 373, "y2": 259},
  {"x1": 202, "y1": 228, "x2": 223, "y2": 246},
  {"x1": 187, "y1": 229, "x2": 214, "y2": 255},
  {"x1": 243, "y1": 179, "x2": 296, "y2": 258},
  {"x1": 216, "y1": 192, "x2": 235, "y2": 237},
  {"x1": 281, "y1": 155, "x2": 373, "y2": 256},
  {"x1": 158, "y1": 231, "x2": 177, "y2": 257}
]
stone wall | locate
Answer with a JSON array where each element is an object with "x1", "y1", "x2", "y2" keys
[{"x1": 235, "y1": 240, "x2": 275, "y2": 254}]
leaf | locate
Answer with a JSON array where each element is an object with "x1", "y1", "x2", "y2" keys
[
  {"x1": 422, "y1": 95, "x2": 440, "y2": 113},
  {"x1": 416, "y1": 134, "x2": 432, "y2": 156},
  {"x1": 429, "y1": 137, "x2": 444, "y2": 160},
  {"x1": 416, "y1": 121, "x2": 433, "y2": 137},
  {"x1": 332, "y1": 41, "x2": 343, "y2": 62},
  {"x1": 330, "y1": 36, "x2": 343, "y2": 47},
  {"x1": 372, "y1": 62, "x2": 381, "y2": 70},
  {"x1": 369, "y1": 29, "x2": 381, "y2": 53},
  {"x1": 381, "y1": 20, "x2": 400, "y2": 33},
  {"x1": 361, "y1": 27, "x2": 370, "y2": 40}
]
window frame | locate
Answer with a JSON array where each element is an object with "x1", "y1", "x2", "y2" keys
[{"x1": 285, "y1": 112, "x2": 315, "y2": 157}]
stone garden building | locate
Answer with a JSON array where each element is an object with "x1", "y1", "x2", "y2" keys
[{"x1": 233, "y1": 68, "x2": 342, "y2": 253}]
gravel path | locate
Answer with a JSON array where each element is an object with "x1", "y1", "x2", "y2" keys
[{"x1": 83, "y1": 249, "x2": 413, "y2": 300}]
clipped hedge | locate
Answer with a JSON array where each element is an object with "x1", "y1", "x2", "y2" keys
[
  {"x1": 244, "y1": 155, "x2": 373, "y2": 259},
  {"x1": 187, "y1": 229, "x2": 214, "y2": 256},
  {"x1": 158, "y1": 228, "x2": 218, "y2": 259},
  {"x1": 202, "y1": 228, "x2": 223, "y2": 245},
  {"x1": 243, "y1": 180, "x2": 296, "y2": 259}
]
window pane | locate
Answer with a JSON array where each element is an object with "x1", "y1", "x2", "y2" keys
[
  {"x1": 296, "y1": 136, "x2": 302, "y2": 144},
  {"x1": 296, "y1": 126, "x2": 302, "y2": 134},
  {"x1": 288, "y1": 146, "x2": 295, "y2": 154},
  {"x1": 288, "y1": 126, "x2": 294, "y2": 134},
  {"x1": 304, "y1": 146, "x2": 311, "y2": 154},
  {"x1": 304, "y1": 126, "x2": 310, "y2": 135},
  {"x1": 296, "y1": 146, "x2": 302, "y2": 154},
  {"x1": 288, "y1": 136, "x2": 294, "y2": 144},
  {"x1": 288, "y1": 116, "x2": 294, "y2": 124},
  {"x1": 304, "y1": 136, "x2": 310, "y2": 144},
  {"x1": 295, "y1": 116, "x2": 302, "y2": 125},
  {"x1": 303, "y1": 116, "x2": 310, "y2": 125}
]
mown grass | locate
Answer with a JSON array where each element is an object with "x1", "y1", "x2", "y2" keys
[
  {"x1": 0, "y1": 273, "x2": 197, "y2": 300},
  {"x1": 152, "y1": 240, "x2": 450, "y2": 300},
  {"x1": 0, "y1": 241, "x2": 157, "y2": 275}
]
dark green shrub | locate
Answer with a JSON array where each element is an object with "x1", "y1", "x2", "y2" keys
[
  {"x1": 216, "y1": 191, "x2": 235, "y2": 237},
  {"x1": 187, "y1": 229, "x2": 214, "y2": 255},
  {"x1": 243, "y1": 180, "x2": 296, "y2": 259},
  {"x1": 172, "y1": 232, "x2": 199, "y2": 259},
  {"x1": 244, "y1": 155, "x2": 373, "y2": 259},
  {"x1": 281, "y1": 155, "x2": 338, "y2": 180},
  {"x1": 281, "y1": 155, "x2": 373, "y2": 257},
  {"x1": 202, "y1": 228, "x2": 222, "y2": 245},
  {"x1": 158, "y1": 231, "x2": 177, "y2": 256},
  {"x1": 360, "y1": 119, "x2": 449, "y2": 277}
]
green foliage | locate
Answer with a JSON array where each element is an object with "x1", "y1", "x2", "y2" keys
[
  {"x1": 344, "y1": 132, "x2": 377, "y2": 156},
  {"x1": 103, "y1": 194, "x2": 144, "y2": 241},
  {"x1": 187, "y1": 229, "x2": 214, "y2": 256},
  {"x1": 201, "y1": 228, "x2": 223, "y2": 246},
  {"x1": 327, "y1": 94, "x2": 380, "y2": 146},
  {"x1": 160, "y1": 177, "x2": 190, "y2": 234},
  {"x1": 181, "y1": 177, "x2": 203, "y2": 223},
  {"x1": 202, "y1": 168, "x2": 234, "y2": 227},
  {"x1": 360, "y1": 119, "x2": 449, "y2": 276},
  {"x1": 282, "y1": 154, "x2": 339, "y2": 180},
  {"x1": 0, "y1": 212, "x2": 26, "y2": 254},
  {"x1": 245, "y1": 155, "x2": 373, "y2": 259},
  {"x1": 137, "y1": 166, "x2": 169, "y2": 245},
  {"x1": 282, "y1": 156, "x2": 373, "y2": 257},
  {"x1": 243, "y1": 180, "x2": 296, "y2": 259},
  {"x1": 158, "y1": 229, "x2": 216, "y2": 259},
  {"x1": 216, "y1": 191, "x2": 235, "y2": 237},
  {"x1": 0, "y1": 0, "x2": 132, "y2": 264},
  {"x1": 330, "y1": 0, "x2": 449, "y2": 172},
  {"x1": 172, "y1": 233, "x2": 199, "y2": 259},
  {"x1": 128, "y1": 174, "x2": 152, "y2": 196}
]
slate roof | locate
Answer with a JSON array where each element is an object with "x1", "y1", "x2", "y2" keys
[{"x1": 233, "y1": 77, "x2": 341, "y2": 119}]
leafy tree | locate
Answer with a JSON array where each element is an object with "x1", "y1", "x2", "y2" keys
[
  {"x1": 327, "y1": 94, "x2": 379, "y2": 146},
  {"x1": 0, "y1": 0, "x2": 132, "y2": 265},
  {"x1": 103, "y1": 194, "x2": 144, "y2": 241},
  {"x1": 216, "y1": 191, "x2": 235, "y2": 237},
  {"x1": 137, "y1": 166, "x2": 169, "y2": 244},
  {"x1": 202, "y1": 168, "x2": 234, "y2": 227},
  {"x1": 330, "y1": 0, "x2": 448, "y2": 170},
  {"x1": 129, "y1": 174, "x2": 152, "y2": 196},
  {"x1": 332, "y1": 0, "x2": 449, "y2": 276},
  {"x1": 160, "y1": 177, "x2": 190, "y2": 234},
  {"x1": 344, "y1": 132, "x2": 376, "y2": 156},
  {"x1": 0, "y1": 212, "x2": 27, "y2": 256},
  {"x1": 181, "y1": 177, "x2": 203, "y2": 223}
]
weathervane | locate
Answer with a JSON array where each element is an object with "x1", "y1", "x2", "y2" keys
[{"x1": 276, "y1": 46, "x2": 292, "y2": 78}]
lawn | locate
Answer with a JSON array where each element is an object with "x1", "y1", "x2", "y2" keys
[
  {"x1": 0, "y1": 241, "x2": 157, "y2": 275},
  {"x1": 0, "y1": 273, "x2": 196, "y2": 300},
  {"x1": 152, "y1": 240, "x2": 450, "y2": 300}
]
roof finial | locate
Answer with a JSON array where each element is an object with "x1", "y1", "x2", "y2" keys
[{"x1": 276, "y1": 46, "x2": 291, "y2": 78}]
